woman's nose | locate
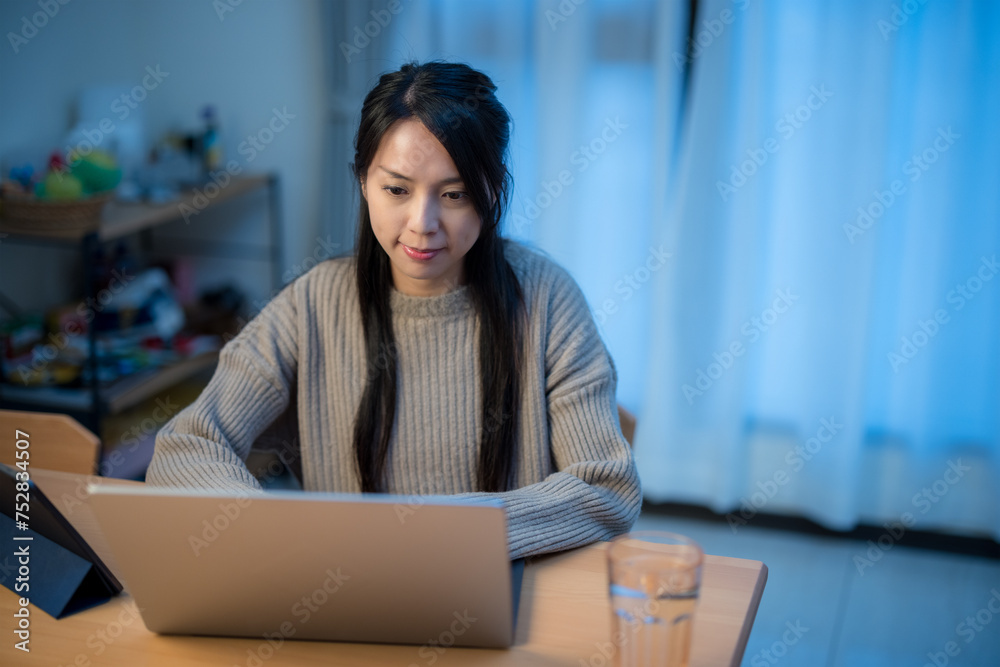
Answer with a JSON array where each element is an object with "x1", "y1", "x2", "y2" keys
[{"x1": 407, "y1": 196, "x2": 440, "y2": 235}]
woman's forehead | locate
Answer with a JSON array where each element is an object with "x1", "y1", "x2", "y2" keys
[{"x1": 371, "y1": 118, "x2": 461, "y2": 183}]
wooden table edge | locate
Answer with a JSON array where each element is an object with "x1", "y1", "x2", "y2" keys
[{"x1": 730, "y1": 560, "x2": 768, "y2": 667}]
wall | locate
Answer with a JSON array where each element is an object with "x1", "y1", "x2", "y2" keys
[{"x1": 0, "y1": 0, "x2": 328, "y2": 310}]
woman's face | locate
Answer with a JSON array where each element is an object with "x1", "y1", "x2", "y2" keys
[{"x1": 364, "y1": 118, "x2": 481, "y2": 297}]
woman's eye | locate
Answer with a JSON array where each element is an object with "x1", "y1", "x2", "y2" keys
[
  {"x1": 383, "y1": 185, "x2": 406, "y2": 196},
  {"x1": 443, "y1": 191, "x2": 467, "y2": 201}
]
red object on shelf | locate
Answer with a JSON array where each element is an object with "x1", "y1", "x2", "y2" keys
[
  {"x1": 140, "y1": 336, "x2": 165, "y2": 350},
  {"x1": 48, "y1": 151, "x2": 68, "y2": 173}
]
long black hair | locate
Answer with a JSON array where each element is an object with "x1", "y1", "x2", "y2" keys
[{"x1": 351, "y1": 61, "x2": 523, "y2": 493}]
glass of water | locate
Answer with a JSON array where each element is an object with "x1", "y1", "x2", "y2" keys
[{"x1": 607, "y1": 531, "x2": 704, "y2": 667}]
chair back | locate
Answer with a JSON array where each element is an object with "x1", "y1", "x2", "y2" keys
[
  {"x1": 617, "y1": 405, "x2": 636, "y2": 447},
  {"x1": 0, "y1": 409, "x2": 100, "y2": 475}
]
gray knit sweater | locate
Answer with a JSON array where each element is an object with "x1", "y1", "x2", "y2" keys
[{"x1": 147, "y1": 242, "x2": 641, "y2": 559}]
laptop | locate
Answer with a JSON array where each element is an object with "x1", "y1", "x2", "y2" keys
[{"x1": 88, "y1": 485, "x2": 523, "y2": 648}]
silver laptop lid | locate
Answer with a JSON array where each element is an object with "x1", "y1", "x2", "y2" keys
[{"x1": 89, "y1": 485, "x2": 516, "y2": 648}]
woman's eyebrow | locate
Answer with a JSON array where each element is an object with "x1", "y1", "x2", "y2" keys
[{"x1": 377, "y1": 165, "x2": 463, "y2": 186}]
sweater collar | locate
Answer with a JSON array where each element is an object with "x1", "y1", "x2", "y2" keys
[{"x1": 389, "y1": 284, "x2": 474, "y2": 319}]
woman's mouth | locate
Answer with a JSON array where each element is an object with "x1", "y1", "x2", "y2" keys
[{"x1": 401, "y1": 244, "x2": 443, "y2": 261}]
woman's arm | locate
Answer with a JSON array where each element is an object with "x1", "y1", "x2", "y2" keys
[
  {"x1": 487, "y1": 381, "x2": 640, "y2": 560},
  {"x1": 461, "y1": 261, "x2": 642, "y2": 559},
  {"x1": 145, "y1": 286, "x2": 299, "y2": 493}
]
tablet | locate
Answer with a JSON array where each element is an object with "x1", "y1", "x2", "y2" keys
[{"x1": 0, "y1": 462, "x2": 123, "y2": 614}]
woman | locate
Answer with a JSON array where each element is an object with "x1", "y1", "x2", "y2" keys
[{"x1": 147, "y1": 61, "x2": 640, "y2": 559}]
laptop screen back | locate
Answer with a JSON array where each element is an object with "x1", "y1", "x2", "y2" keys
[{"x1": 89, "y1": 486, "x2": 518, "y2": 648}]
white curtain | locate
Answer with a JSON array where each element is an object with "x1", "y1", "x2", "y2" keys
[
  {"x1": 636, "y1": 0, "x2": 1000, "y2": 539},
  {"x1": 337, "y1": 0, "x2": 1000, "y2": 539}
]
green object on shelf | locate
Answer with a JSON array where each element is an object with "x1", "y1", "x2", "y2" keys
[
  {"x1": 39, "y1": 171, "x2": 85, "y2": 200},
  {"x1": 70, "y1": 151, "x2": 122, "y2": 194}
]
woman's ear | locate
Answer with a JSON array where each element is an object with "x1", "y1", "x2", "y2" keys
[{"x1": 360, "y1": 178, "x2": 367, "y2": 200}]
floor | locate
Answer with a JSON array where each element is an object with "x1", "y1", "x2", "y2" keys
[{"x1": 633, "y1": 512, "x2": 1000, "y2": 667}]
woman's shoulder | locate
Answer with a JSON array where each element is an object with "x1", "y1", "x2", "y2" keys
[
  {"x1": 284, "y1": 255, "x2": 357, "y2": 300},
  {"x1": 240, "y1": 256, "x2": 356, "y2": 333},
  {"x1": 295, "y1": 254, "x2": 355, "y2": 283},
  {"x1": 503, "y1": 240, "x2": 609, "y2": 378},
  {"x1": 503, "y1": 239, "x2": 584, "y2": 304}
]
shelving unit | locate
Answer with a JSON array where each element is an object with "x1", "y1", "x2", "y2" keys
[
  {"x1": 0, "y1": 350, "x2": 219, "y2": 414},
  {"x1": 0, "y1": 174, "x2": 282, "y2": 454}
]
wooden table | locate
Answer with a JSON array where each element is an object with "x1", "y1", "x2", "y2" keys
[{"x1": 2, "y1": 470, "x2": 767, "y2": 666}]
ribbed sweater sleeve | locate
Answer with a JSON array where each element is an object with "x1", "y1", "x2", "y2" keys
[
  {"x1": 457, "y1": 257, "x2": 642, "y2": 559},
  {"x1": 145, "y1": 286, "x2": 299, "y2": 493}
]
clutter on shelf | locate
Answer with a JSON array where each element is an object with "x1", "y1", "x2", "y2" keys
[{"x1": 0, "y1": 244, "x2": 232, "y2": 391}]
